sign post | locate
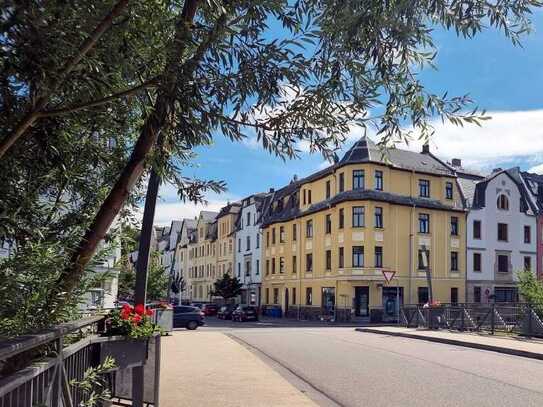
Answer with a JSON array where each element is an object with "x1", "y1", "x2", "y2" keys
[{"x1": 382, "y1": 270, "x2": 400, "y2": 323}]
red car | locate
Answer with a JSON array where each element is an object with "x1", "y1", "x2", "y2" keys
[{"x1": 202, "y1": 303, "x2": 219, "y2": 316}]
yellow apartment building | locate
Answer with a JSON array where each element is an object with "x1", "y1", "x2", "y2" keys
[
  {"x1": 216, "y1": 202, "x2": 241, "y2": 278},
  {"x1": 261, "y1": 136, "x2": 466, "y2": 321},
  {"x1": 187, "y1": 211, "x2": 218, "y2": 302}
]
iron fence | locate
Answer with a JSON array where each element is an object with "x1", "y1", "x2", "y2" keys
[
  {"x1": 0, "y1": 315, "x2": 161, "y2": 407},
  {"x1": 400, "y1": 303, "x2": 543, "y2": 336}
]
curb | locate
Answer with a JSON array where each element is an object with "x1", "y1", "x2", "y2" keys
[{"x1": 356, "y1": 328, "x2": 543, "y2": 361}]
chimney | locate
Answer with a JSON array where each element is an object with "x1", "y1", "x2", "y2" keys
[
  {"x1": 422, "y1": 144, "x2": 430, "y2": 154},
  {"x1": 451, "y1": 158, "x2": 462, "y2": 168},
  {"x1": 269, "y1": 188, "x2": 275, "y2": 193}
]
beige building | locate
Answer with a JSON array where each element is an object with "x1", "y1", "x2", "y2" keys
[
  {"x1": 216, "y1": 203, "x2": 241, "y2": 278},
  {"x1": 261, "y1": 137, "x2": 467, "y2": 321}
]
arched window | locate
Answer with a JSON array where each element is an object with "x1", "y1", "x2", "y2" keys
[{"x1": 497, "y1": 194, "x2": 509, "y2": 210}]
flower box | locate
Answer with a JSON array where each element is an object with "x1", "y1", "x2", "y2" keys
[{"x1": 98, "y1": 336, "x2": 149, "y2": 369}]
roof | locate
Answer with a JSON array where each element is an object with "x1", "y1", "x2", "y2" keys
[
  {"x1": 337, "y1": 136, "x2": 455, "y2": 176},
  {"x1": 200, "y1": 211, "x2": 218, "y2": 222},
  {"x1": 217, "y1": 202, "x2": 241, "y2": 218}
]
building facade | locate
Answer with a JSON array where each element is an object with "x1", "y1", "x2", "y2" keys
[
  {"x1": 174, "y1": 218, "x2": 197, "y2": 303},
  {"x1": 234, "y1": 193, "x2": 272, "y2": 306},
  {"x1": 261, "y1": 137, "x2": 467, "y2": 320},
  {"x1": 187, "y1": 211, "x2": 218, "y2": 302},
  {"x1": 216, "y1": 203, "x2": 240, "y2": 279},
  {"x1": 462, "y1": 168, "x2": 538, "y2": 303}
]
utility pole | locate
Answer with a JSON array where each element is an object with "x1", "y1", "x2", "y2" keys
[{"x1": 132, "y1": 168, "x2": 160, "y2": 407}]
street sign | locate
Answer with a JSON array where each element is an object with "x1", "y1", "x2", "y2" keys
[{"x1": 382, "y1": 270, "x2": 396, "y2": 284}]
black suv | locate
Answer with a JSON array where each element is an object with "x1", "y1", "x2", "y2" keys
[
  {"x1": 232, "y1": 305, "x2": 259, "y2": 322},
  {"x1": 173, "y1": 306, "x2": 205, "y2": 330},
  {"x1": 217, "y1": 304, "x2": 237, "y2": 320}
]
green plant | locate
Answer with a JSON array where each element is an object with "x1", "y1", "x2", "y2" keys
[
  {"x1": 212, "y1": 273, "x2": 243, "y2": 303},
  {"x1": 70, "y1": 356, "x2": 116, "y2": 407},
  {"x1": 518, "y1": 270, "x2": 543, "y2": 315},
  {"x1": 105, "y1": 304, "x2": 158, "y2": 339}
]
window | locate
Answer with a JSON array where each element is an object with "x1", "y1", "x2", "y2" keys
[
  {"x1": 245, "y1": 260, "x2": 251, "y2": 277},
  {"x1": 418, "y1": 287, "x2": 429, "y2": 304},
  {"x1": 339, "y1": 208, "x2": 344, "y2": 229},
  {"x1": 419, "y1": 179, "x2": 430, "y2": 198},
  {"x1": 339, "y1": 247, "x2": 344, "y2": 268},
  {"x1": 246, "y1": 236, "x2": 251, "y2": 251},
  {"x1": 325, "y1": 214, "x2": 332, "y2": 234},
  {"x1": 352, "y1": 206, "x2": 365, "y2": 227},
  {"x1": 303, "y1": 189, "x2": 306, "y2": 205},
  {"x1": 256, "y1": 259, "x2": 260, "y2": 275},
  {"x1": 246, "y1": 212, "x2": 251, "y2": 226},
  {"x1": 271, "y1": 258, "x2": 276, "y2": 274},
  {"x1": 419, "y1": 213, "x2": 430, "y2": 234},
  {"x1": 279, "y1": 257, "x2": 285, "y2": 274},
  {"x1": 352, "y1": 246, "x2": 364, "y2": 267},
  {"x1": 474, "y1": 286, "x2": 481, "y2": 303},
  {"x1": 353, "y1": 170, "x2": 365, "y2": 189},
  {"x1": 273, "y1": 288, "x2": 279, "y2": 304},
  {"x1": 473, "y1": 220, "x2": 481, "y2": 239},
  {"x1": 374, "y1": 207, "x2": 383, "y2": 228},
  {"x1": 375, "y1": 246, "x2": 383, "y2": 268},
  {"x1": 451, "y1": 251, "x2": 458, "y2": 271},
  {"x1": 495, "y1": 287, "x2": 518, "y2": 303},
  {"x1": 266, "y1": 288, "x2": 269, "y2": 304},
  {"x1": 375, "y1": 170, "x2": 383, "y2": 191},
  {"x1": 293, "y1": 287, "x2": 297, "y2": 305},
  {"x1": 524, "y1": 225, "x2": 531, "y2": 244},
  {"x1": 418, "y1": 249, "x2": 430, "y2": 270},
  {"x1": 292, "y1": 255, "x2": 297, "y2": 273},
  {"x1": 292, "y1": 223, "x2": 297, "y2": 241},
  {"x1": 266, "y1": 231, "x2": 270, "y2": 247},
  {"x1": 326, "y1": 180, "x2": 331, "y2": 199},
  {"x1": 238, "y1": 238, "x2": 241, "y2": 252},
  {"x1": 497, "y1": 194, "x2": 509, "y2": 210},
  {"x1": 280, "y1": 226, "x2": 285, "y2": 243},
  {"x1": 450, "y1": 288, "x2": 458, "y2": 305},
  {"x1": 473, "y1": 253, "x2": 481, "y2": 272},
  {"x1": 339, "y1": 173, "x2": 345, "y2": 192},
  {"x1": 497, "y1": 254, "x2": 509, "y2": 273},
  {"x1": 445, "y1": 182, "x2": 453, "y2": 199},
  {"x1": 256, "y1": 233, "x2": 260, "y2": 248},
  {"x1": 237, "y1": 262, "x2": 241, "y2": 277},
  {"x1": 272, "y1": 228, "x2": 276, "y2": 244},
  {"x1": 497, "y1": 223, "x2": 508, "y2": 241},
  {"x1": 306, "y1": 220, "x2": 313, "y2": 238},
  {"x1": 325, "y1": 250, "x2": 332, "y2": 270},
  {"x1": 306, "y1": 253, "x2": 313, "y2": 272},
  {"x1": 306, "y1": 287, "x2": 313, "y2": 305},
  {"x1": 524, "y1": 256, "x2": 532, "y2": 271},
  {"x1": 451, "y1": 217, "x2": 458, "y2": 236},
  {"x1": 308, "y1": 190, "x2": 312, "y2": 204}
]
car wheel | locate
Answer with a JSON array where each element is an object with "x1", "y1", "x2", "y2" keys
[{"x1": 186, "y1": 320, "x2": 198, "y2": 330}]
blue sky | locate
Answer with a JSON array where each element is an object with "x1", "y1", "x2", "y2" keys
[{"x1": 153, "y1": 11, "x2": 543, "y2": 224}]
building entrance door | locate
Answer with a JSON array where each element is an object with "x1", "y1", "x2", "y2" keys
[
  {"x1": 284, "y1": 288, "x2": 289, "y2": 315},
  {"x1": 354, "y1": 286, "x2": 369, "y2": 317}
]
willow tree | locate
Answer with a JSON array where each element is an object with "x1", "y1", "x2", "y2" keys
[{"x1": 1, "y1": 0, "x2": 541, "y2": 315}]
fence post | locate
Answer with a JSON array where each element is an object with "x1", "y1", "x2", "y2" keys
[
  {"x1": 490, "y1": 303, "x2": 495, "y2": 335},
  {"x1": 528, "y1": 304, "x2": 533, "y2": 336},
  {"x1": 461, "y1": 305, "x2": 465, "y2": 331}
]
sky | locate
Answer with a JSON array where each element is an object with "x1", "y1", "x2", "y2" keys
[{"x1": 151, "y1": 11, "x2": 543, "y2": 225}]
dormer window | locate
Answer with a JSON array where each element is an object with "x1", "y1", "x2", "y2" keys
[{"x1": 497, "y1": 194, "x2": 509, "y2": 210}]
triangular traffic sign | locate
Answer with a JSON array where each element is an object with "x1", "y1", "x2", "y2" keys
[{"x1": 382, "y1": 270, "x2": 396, "y2": 284}]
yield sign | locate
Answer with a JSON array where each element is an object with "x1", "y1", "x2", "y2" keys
[{"x1": 382, "y1": 270, "x2": 396, "y2": 284}]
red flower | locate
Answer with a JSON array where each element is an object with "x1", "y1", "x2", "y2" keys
[
  {"x1": 134, "y1": 304, "x2": 145, "y2": 315},
  {"x1": 132, "y1": 314, "x2": 142, "y2": 324},
  {"x1": 122, "y1": 303, "x2": 132, "y2": 313},
  {"x1": 120, "y1": 309, "x2": 130, "y2": 320},
  {"x1": 145, "y1": 308, "x2": 154, "y2": 316}
]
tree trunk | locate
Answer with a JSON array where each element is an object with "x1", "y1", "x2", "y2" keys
[
  {"x1": 0, "y1": 0, "x2": 130, "y2": 159},
  {"x1": 50, "y1": 0, "x2": 200, "y2": 310}
]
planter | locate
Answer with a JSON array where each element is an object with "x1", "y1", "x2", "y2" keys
[{"x1": 98, "y1": 336, "x2": 149, "y2": 369}]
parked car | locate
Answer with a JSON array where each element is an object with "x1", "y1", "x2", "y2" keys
[
  {"x1": 232, "y1": 305, "x2": 259, "y2": 322},
  {"x1": 202, "y1": 303, "x2": 219, "y2": 316},
  {"x1": 190, "y1": 302, "x2": 204, "y2": 309},
  {"x1": 173, "y1": 306, "x2": 205, "y2": 330},
  {"x1": 217, "y1": 304, "x2": 238, "y2": 320}
]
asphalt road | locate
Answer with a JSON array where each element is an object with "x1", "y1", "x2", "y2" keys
[{"x1": 213, "y1": 324, "x2": 543, "y2": 407}]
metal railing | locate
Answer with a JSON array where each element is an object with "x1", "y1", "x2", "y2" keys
[
  {"x1": 0, "y1": 315, "x2": 161, "y2": 406},
  {"x1": 400, "y1": 303, "x2": 543, "y2": 336}
]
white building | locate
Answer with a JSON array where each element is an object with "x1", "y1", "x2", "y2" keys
[
  {"x1": 460, "y1": 167, "x2": 538, "y2": 303},
  {"x1": 234, "y1": 193, "x2": 273, "y2": 306}
]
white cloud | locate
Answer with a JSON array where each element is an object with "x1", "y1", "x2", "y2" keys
[
  {"x1": 395, "y1": 110, "x2": 543, "y2": 170},
  {"x1": 528, "y1": 163, "x2": 543, "y2": 174}
]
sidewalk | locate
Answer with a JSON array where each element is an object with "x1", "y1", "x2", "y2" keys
[
  {"x1": 357, "y1": 326, "x2": 543, "y2": 360},
  {"x1": 159, "y1": 331, "x2": 315, "y2": 407}
]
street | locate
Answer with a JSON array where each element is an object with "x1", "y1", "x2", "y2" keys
[{"x1": 185, "y1": 318, "x2": 543, "y2": 407}]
